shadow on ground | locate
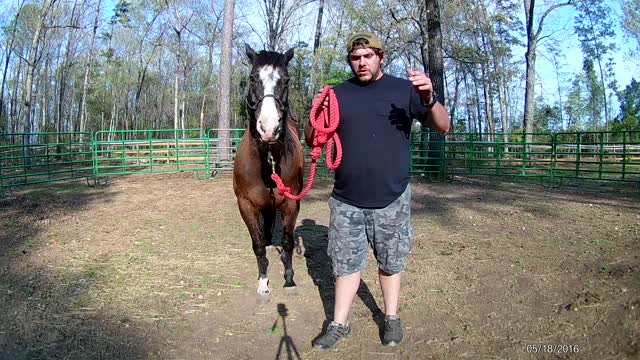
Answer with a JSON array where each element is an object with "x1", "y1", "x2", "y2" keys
[
  {"x1": 295, "y1": 218, "x2": 385, "y2": 342},
  {"x1": 0, "y1": 183, "x2": 154, "y2": 359}
]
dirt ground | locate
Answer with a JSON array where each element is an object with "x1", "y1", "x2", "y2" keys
[{"x1": 0, "y1": 173, "x2": 638, "y2": 360}]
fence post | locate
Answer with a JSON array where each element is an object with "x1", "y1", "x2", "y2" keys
[
  {"x1": 550, "y1": 133, "x2": 557, "y2": 185},
  {"x1": 622, "y1": 131, "x2": 627, "y2": 180},
  {"x1": 496, "y1": 133, "x2": 502, "y2": 175},
  {"x1": 439, "y1": 133, "x2": 447, "y2": 180}
]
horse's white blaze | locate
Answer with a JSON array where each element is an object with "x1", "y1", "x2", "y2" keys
[
  {"x1": 257, "y1": 277, "x2": 271, "y2": 294},
  {"x1": 257, "y1": 66, "x2": 281, "y2": 141}
]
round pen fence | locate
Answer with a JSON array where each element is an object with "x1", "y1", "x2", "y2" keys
[
  {"x1": 0, "y1": 132, "x2": 94, "y2": 196},
  {"x1": 1, "y1": 129, "x2": 638, "y2": 197}
]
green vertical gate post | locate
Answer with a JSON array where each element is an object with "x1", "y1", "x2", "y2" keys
[
  {"x1": 469, "y1": 133, "x2": 475, "y2": 175},
  {"x1": 200, "y1": 129, "x2": 211, "y2": 180},
  {"x1": 174, "y1": 136, "x2": 180, "y2": 171},
  {"x1": 598, "y1": 132, "x2": 604, "y2": 180},
  {"x1": 520, "y1": 134, "x2": 527, "y2": 176},
  {"x1": 575, "y1": 135, "x2": 581, "y2": 178},
  {"x1": 439, "y1": 133, "x2": 447, "y2": 179},
  {"x1": 21, "y1": 134, "x2": 28, "y2": 185},
  {"x1": 496, "y1": 133, "x2": 502, "y2": 175},
  {"x1": 410, "y1": 132, "x2": 415, "y2": 175},
  {"x1": 0, "y1": 155, "x2": 4, "y2": 198},
  {"x1": 120, "y1": 130, "x2": 126, "y2": 174},
  {"x1": 148, "y1": 131, "x2": 154, "y2": 173},
  {"x1": 550, "y1": 133, "x2": 557, "y2": 185},
  {"x1": 622, "y1": 131, "x2": 627, "y2": 180}
]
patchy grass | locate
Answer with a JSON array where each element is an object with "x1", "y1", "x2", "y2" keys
[{"x1": 1, "y1": 173, "x2": 638, "y2": 359}]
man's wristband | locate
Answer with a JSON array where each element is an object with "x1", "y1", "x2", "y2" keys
[{"x1": 422, "y1": 96, "x2": 437, "y2": 110}]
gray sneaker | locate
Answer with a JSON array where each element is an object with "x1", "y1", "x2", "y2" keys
[
  {"x1": 313, "y1": 321, "x2": 352, "y2": 350},
  {"x1": 383, "y1": 316, "x2": 403, "y2": 346}
]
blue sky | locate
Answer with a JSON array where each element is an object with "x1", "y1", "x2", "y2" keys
[{"x1": 534, "y1": 0, "x2": 637, "y2": 114}]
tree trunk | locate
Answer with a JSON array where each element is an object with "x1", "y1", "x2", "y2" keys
[
  {"x1": 174, "y1": 62, "x2": 179, "y2": 132},
  {"x1": 80, "y1": 0, "x2": 102, "y2": 135},
  {"x1": 25, "y1": 0, "x2": 57, "y2": 134},
  {"x1": 463, "y1": 71, "x2": 475, "y2": 133},
  {"x1": 0, "y1": 0, "x2": 24, "y2": 131},
  {"x1": 218, "y1": 0, "x2": 235, "y2": 163},
  {"x1": 425, "y1": 0, "x2": 446, "y2": 177},
  {"x1": 449, "y1": 67, "x2": 462, "y2": 129},
  {"x1": 10, "y1": 56, "x2": 22, "y2": 132},
  {"x1": 425, "y1": 0, "x2": 445, "y2": 104},
  {"x1": 57, "y1": 0, "x2": 80, "y2": 136}
]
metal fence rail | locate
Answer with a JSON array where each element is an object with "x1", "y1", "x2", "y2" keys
[
  {"x1": 0, "y1": 132, "x2": 93, "y2": 197},
  {"x1": 1, "y1": 129, "x2": 638, "y2": 197},
  {"x1": 93, "y1": 129, "x2": 211, "y2": 179},
  {"x1": 551, "y1": 131, "x2": 640, "y2": 183}
]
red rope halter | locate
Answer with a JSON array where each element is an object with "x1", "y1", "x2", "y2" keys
[{"x1": 271, "y1": 86, "x2": 342, "y2": 200}]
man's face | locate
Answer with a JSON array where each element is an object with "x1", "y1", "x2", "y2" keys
[{"x1": 348, "y1": 48, "x2": 384, "y2": 83}]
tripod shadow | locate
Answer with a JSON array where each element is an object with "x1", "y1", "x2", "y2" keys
[
  {"x1": 274, "y1": 303, "x2": 301, "y2": 360},
  {"x1": 295, "y1": 219, "x2": 385, "y2": 341}
]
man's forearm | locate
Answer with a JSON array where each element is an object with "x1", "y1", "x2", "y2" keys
[
  {"x1": 424, "y1": 101, "x2": 450, "y2": 133},
  {"x1": 304, "y1": 120, "x2": 315, "y2": 147}
]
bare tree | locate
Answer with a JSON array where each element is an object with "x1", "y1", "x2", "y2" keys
[
  {"x1": 165, "y1": 0, "x2": 194, "y2": 134},
  {"x1": 0, "y1": 0, "x2": 26, "y2": 131},
  {"x1": 79, "y1": 0, "x2": 102, "y2": 134},
  {"x1": 23, "y1": 0, "x2": 58, "y2": 133},
  {"x1": 522, "y1": 0, "x2": 573, "y2": 141},
  {"x1": 259, "y1": 0, "x2": 314, "y2": 51},
  {"x1": 56, "y1": 0, "x2": 81, "y2": 133}
]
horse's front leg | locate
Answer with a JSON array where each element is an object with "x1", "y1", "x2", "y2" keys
[
  {"x1": 238, "y1": 197, "x2": 271, "y2": 295},
  {"x1": 280, "y1": 198, "x2": 300, "y2": 289},
  {"x1": 261, "y1": 209, "x2": 275, "y2": 251}
]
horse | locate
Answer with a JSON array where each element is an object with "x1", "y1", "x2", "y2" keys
[{"x1": 233, "y1": 44, "x2": 304, "y2": 295}]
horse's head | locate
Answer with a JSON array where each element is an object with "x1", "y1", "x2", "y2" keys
[{"x1": 245, "y1": 44, "x2": 295, "y2": 144}]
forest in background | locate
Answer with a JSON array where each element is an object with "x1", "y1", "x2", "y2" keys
[{"x1": 0, "y1": 0, "x2": 639, "y2": 140}]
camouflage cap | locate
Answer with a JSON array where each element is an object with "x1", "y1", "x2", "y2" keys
[{"x1": 346, "y1": 31, "x2": 383, "y2": 52}]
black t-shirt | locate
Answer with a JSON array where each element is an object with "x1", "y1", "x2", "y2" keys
[{"x1": 331, "y1": 74, "x2": 428, "y2": 208}]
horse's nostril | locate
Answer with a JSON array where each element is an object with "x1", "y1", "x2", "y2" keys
[
  {"x1": 274, "y1": 125, "x2": 282, "y2": 135},
  {"x1": 259, "y1": 123, "x2": 266, "y2": 133}
]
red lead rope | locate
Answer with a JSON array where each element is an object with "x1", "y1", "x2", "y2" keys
[{"x1": 271, "y1": 86, "x2": 342, "y2": 200}]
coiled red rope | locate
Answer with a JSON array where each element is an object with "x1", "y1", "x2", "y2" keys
[{"x1": 271, "y1": 86, "x2": 342, "y2": 200}]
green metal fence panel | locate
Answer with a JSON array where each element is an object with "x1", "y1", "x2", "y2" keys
[
  {"x1": 409, "y1": 131, "x2": 445, "y2": 176},
  {"x1": 415, "y1": 132, "x2": 555, "y2": 179},
  {"x1": 93, "y1": 129, "x2": 210, "y2": 179},
  {"x1": 552, "y1": 130, "x2": 640, "y2": 182},
  {"x1": 3, "y1": 129, "x2": 638, "y2": 197},
  {"x1": 206, "y1": 127, "x2": 335, "y2": 180},
  {"x1": 0, "y1": 132, "x2": 93, "y2": 196},
  {"x1": 207, "y1": 128, "x2": 245, "y2": 175}
]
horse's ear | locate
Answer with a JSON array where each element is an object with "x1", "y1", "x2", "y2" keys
[
  {"x1": 284, "y1": 47, "x2": 295, "y2": 64},
  {"x1": 245, "y1": 43, "x2": 256, "y2": 62}
]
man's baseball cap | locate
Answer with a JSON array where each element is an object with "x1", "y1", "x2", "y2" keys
[{"x1": 346, "y1": 31, "x2": 383, "y2": 52}]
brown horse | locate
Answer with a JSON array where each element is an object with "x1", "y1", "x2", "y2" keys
[{"x1": 233, "y1": 44, "x2": 304, "y2": 295}]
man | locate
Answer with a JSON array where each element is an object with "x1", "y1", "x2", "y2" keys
[{"x1": 305, "y1": 31, "x2": 450, "y2": 350}]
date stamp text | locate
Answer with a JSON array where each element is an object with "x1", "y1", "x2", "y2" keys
[{"x1": 526, "y1": 344, "x2": 579, "y2": 354}]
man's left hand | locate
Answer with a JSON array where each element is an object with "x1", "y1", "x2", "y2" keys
[{"x1": 408, "y1": 70, "x2": 434, "y2": 104}]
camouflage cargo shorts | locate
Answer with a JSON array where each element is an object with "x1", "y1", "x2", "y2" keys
[{"x1": 327, "y1": 185, "x2": 412, "y2": 276}]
